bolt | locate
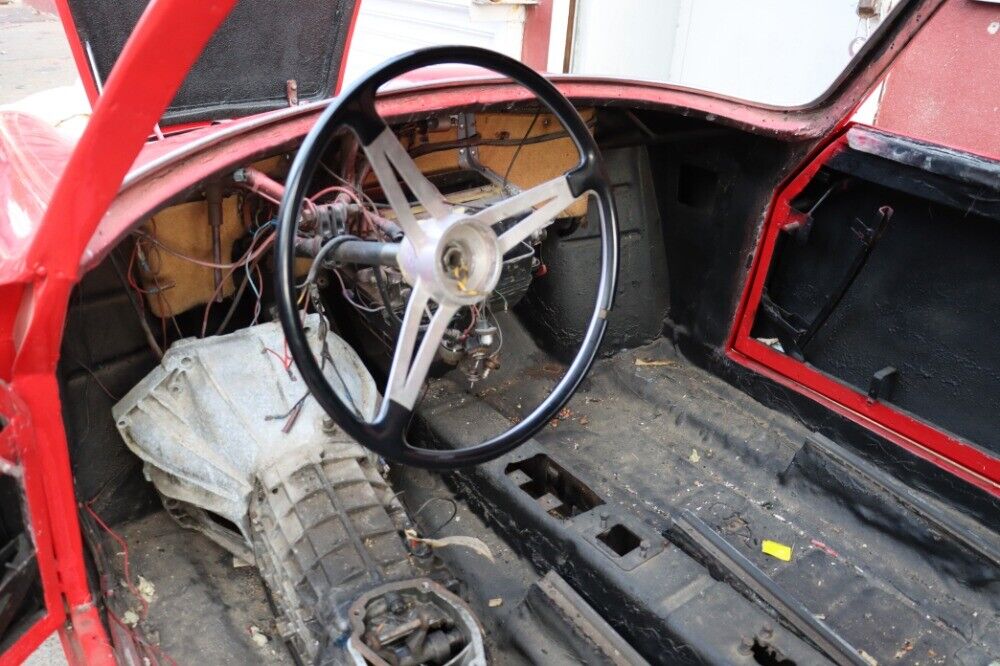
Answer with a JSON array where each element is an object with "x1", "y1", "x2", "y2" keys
[
  {"x1": 322, "y1": 417, "x2": 336, "y2": 434},
  {"x1": 639, "y1": 540, "x2": 650, "y2": 557},
  {"x1": 599, "y1": 511, "x2": 609, "y2": 529},
  {"x1": 738, "y1": 637, "x2": 754, "y2": 655},
  {"x1": 760, "y1": 625, "x2": 774, "y2": 639}
]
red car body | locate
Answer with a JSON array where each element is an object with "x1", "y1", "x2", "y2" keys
[{"x1": 0, "y1": 0, "x2": 994, "y2": 662}]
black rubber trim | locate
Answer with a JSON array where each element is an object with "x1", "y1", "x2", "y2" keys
[{"x1": 275, "y1": 46, "x2": 619, "y2": 469}]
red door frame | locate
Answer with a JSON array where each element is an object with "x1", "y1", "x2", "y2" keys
[
  {"x1": 726, "y1": 128, "x2": 1000, "y2": 498},
  {"x1": 0, "y1": 1, "x2": 239, "y2": 662}
]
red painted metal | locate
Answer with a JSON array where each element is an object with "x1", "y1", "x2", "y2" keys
[
  {"x1": 0, "y1": 384, "x2": 66, "y2": 666},
  {"x1": 521, "y1": 0, "x2": 554, "y2": 71},
  {"x1": 876, "y1": 0, "x2": 1000, "y2": 161},
  {"x1": 727, "y1": 127, "x2": 1000, "y2": 497},
  {"x1": 0, "y1": 0, "x2": 240, "y2": 661}
]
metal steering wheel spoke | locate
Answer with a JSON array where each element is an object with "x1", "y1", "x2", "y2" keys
[
  {"x1": 471, "y1": 175, "x2": 578, "y2": 254},
  {"x1": 275, "y1": 45, "x2": 619, "y2": 469},
  {"x1": 362, "y1": 126, "x2": 452, "y2": 244},
  {"x1": 383, "y1": 279, "x2": 459, "y2": 411}
]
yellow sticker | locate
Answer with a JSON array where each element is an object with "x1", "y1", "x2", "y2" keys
[{"x1": 762, "y1": 539, "x2": 793, "y2": 562}]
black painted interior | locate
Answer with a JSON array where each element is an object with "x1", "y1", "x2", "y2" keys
[
  {"x1": 754, "y1": 146, "x2": 1000, "y2": 456},
  {"x1": 64, "y1": 0, "x2": 355, "y2": 124}
]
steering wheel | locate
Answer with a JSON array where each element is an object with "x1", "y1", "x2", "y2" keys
[{"x1": 275, "y1": 46, "x2": 618, "y2": 469}]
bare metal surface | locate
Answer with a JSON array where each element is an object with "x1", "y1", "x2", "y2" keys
[{"x1": 112, "y1": 316, "x2": 379, "y2": 550}]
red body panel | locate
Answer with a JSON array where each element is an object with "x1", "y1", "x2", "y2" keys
[
  {"x1": 0, "y1": 0, "x2": 240, "y2": 661},
  {"x1": 876, "y1": 0, "x2": 1000, "y2": 161}
]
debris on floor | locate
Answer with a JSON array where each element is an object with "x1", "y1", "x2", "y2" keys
[
  {"x1": 488, "y1": 598, "x2": 503, "y2": 608},
  {"x1": 809, "y1": 539, "x2": 840, "y2": 559},
  {"x1": 136, "y1": 575, "x2": 156, "y2": 604},
  {"x1": 121, "y1": 610, "x2": 140, "y2": 627},
  {"x1": 893, "y1": 640, "x2": 913, "y2": 659},
  {"x1": 634, "y1": 358, "x2": 676, "y2": 367},
  {"x1": 761, "y1": 539, "x2": 793, "y2": 562},
  {"x1": 249, "y1": 625, "x2": 269, "y2": 647}
]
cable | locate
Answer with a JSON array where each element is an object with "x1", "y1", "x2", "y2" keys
[
  {"x1": 331, "y1": 268, "x2": 384, "y2": 313},
  {"x1": 82, "y1": 502, "x2": 149, "y2": 620},
  {"x1": 213, "y1": 271, "x2": 251, "y2": 336},
  {"x1": 132, "y1": 230, "x2": 263, "y2": 270},
  {"x1": 502, "y1": 112, "x2": 541, "y2": 191},
  {"x1": 109, "y1": 248, "x2": 163, "y2": 359},
  {"x1": 200, "y1": 229, "x2": 275, "y2": 336},
  {"x1": 302, "y1": 234, "x2": 360, "y2": 288},
  {"x1": 405, "y1": 118, "x2": 596, "y2": 160},
  {"x1": 413, "y1": 496, "x2": 459, "y2": 537},
  {"x1": 372, "y1": 264, "x2": 402, "y2": 327}
]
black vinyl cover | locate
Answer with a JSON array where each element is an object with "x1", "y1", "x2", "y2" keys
[{"x1": 65, "y1": 0, "x2": 357, "y2": 124}]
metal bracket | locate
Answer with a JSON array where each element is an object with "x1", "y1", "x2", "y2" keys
[
  {"x1": 867, "y1": 366, "x2": 898, "y2": 403},
  {"x1": 453, "y1": 112, "x2": 519, "y2": 192}
]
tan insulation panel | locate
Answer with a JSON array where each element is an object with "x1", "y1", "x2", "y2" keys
[
  {"x1": 410, "y1": 109, "x2": 595, "y2": 218},
  {"x1": 139, "y1": 196, "x2": 245, "y2": 317}
]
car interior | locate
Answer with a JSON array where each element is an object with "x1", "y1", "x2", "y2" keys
[{"x1": 0, "y1": 7, "x2": 997, "y2": 663}]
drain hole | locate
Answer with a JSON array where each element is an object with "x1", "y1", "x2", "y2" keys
[
  {"x1": 752, "y1": 639, "x2": 795, "y2": 666},
  {"x1": 505, "y1": 454, "x2": 604, "y2": 520},
  {"x1": 596, "y1": 524, "x2": 641, "y2": 557}
]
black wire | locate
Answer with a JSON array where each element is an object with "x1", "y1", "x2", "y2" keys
[
  {"x1": 406, "y1": 119, "x2": 595, "y2": 160},
  {"x1": 502, "y1": 112, "x2": 541, "y2": 190},
  {"x1": 373, "y1": 266, "x2": 402, "y2": 327},
  {"x1": 413, "y1": 496, "x2": 459, "y2": 537}
]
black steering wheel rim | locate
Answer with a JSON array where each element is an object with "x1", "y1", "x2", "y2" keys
[{"x1": 275, "y1": 46, "x2": 619, "y2": 469}]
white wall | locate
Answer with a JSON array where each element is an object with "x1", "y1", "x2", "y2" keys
[
  {"x1": 342, "y1": 0, "x2": 883, "y2": 107},
  {"x1": 343, "y1": 0, "x2": 526, "y2": 86},
  {"x1": 570, "y1": 0, "x2": 878, "y2": 106},
  {"x1": 569, "y1": 1, "x2": 682, "y2": 81}
]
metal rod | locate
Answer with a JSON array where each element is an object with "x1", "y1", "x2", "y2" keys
[
  {"x1": 799, "y1": 205, "x2": 893, "y2": 350},
  {"x1": 109, "y1": 250, "x2": 163, "y2": 360},
  {"x1": 331, "y1": 240, "x2": 400, "y2": 267},
  {"x1": 206, "y1": 182, "x2": 224, "y2": 302}
]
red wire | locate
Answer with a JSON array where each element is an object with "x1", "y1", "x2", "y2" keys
[
  {"x1": 200, "y1": 230, "x2": 275, "y2": 337},
  {"x1": 83, "y1": 502, "x2": 149, "y2": 619}
]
